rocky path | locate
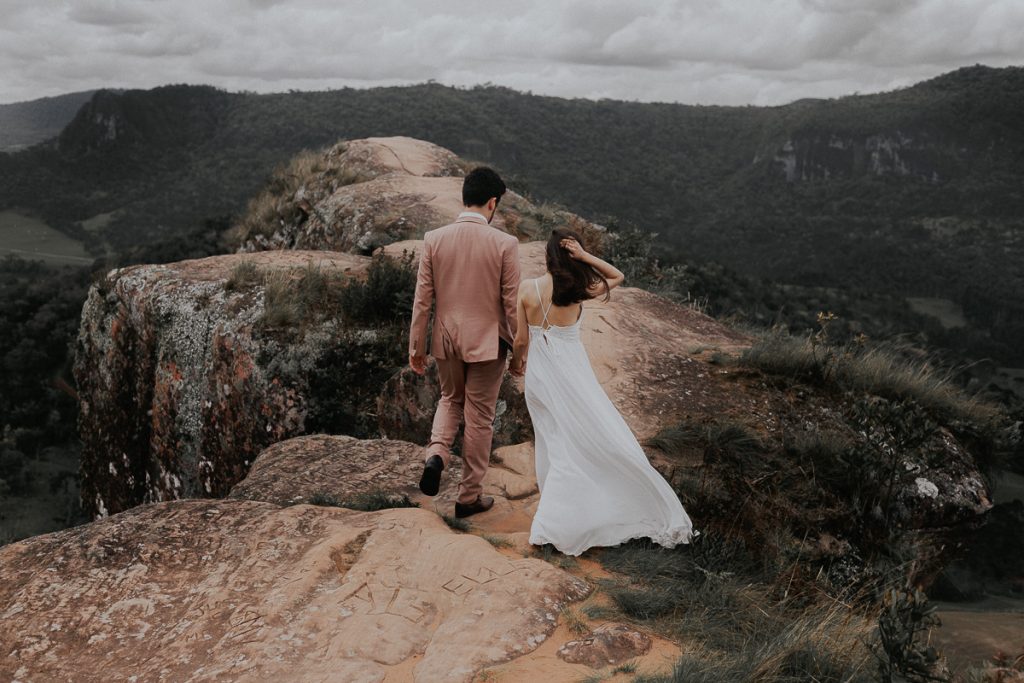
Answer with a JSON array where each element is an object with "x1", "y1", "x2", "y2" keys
[{"x1": 404, "y1": 442, "x2": 688, "y2": 682}]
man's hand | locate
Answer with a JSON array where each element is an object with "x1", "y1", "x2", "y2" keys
[
  {"x1": 410, "y1": 353, "x2": 428, "y2": 375},
  {"x1": 508, "y1": 356, "x2": 526, "y2": 377}
]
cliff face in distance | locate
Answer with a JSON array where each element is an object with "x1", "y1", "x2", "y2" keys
[{"x1": 0, "y1": 89, "x2": 97, "y2": 152}]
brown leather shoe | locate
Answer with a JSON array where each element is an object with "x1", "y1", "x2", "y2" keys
[{"x1": 454, "y1": 495, "x2": 494, "y2": 518}]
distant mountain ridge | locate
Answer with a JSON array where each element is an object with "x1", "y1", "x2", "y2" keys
[
  {"x1": 1, "y1": 65, "x2": 1022, "y2": 361},
  {"x1": 0, "y1": 90, "x2": 99, "y2": 151}
]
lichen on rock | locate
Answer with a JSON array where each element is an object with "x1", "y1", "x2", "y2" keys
[{"x1": 74, "y1": 251, "x2": 389, "y2": 518}]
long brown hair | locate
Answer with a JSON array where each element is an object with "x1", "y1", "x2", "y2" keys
[{"x1": 545, "y1": 228, "x2": 610, "y2": 306}]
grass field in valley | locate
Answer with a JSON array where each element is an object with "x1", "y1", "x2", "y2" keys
[
  {"x1": 905, "y1": 296, "x2": 970, "y2": 329},
  {"x1": 0, "y1": 210, "x2": 94, "y2": 266}
]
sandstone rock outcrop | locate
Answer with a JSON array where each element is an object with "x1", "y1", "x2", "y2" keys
[
  {"x1": 24, "y1": 132, "x2": 1007, "y2": 683},
  {"x1": 69, "y1": 134, "x2": 997, "y2": 617},
  {"x1": 75, "y1": 229, "x2": 749, "y2": 521},
  {"x1": 74, "y1": 250, "x2": 382, "y2": 519},
  {"x1": 234, "y1": 136, "x2": 601, "y2": 254},
  {"x1": 0, "y1": 499, "x2": 590, "y2": 682}
]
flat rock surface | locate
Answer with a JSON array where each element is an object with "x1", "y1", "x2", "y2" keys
[
  {"x1": 227, "y1": 434, "x2": 539, "y2": 535},
  {"x1": 0, "y1": 499, "x2": 590, "y2": 683}
]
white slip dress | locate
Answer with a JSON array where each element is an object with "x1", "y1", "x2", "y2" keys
[{"x1": 524, "y1": 278, "x2": 699, "y2": 556}]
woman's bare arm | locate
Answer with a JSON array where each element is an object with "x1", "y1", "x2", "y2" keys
[
  {"x1": 560, "y1": 238, "x2": 624, "y2": 296},
  {"x1": 510, "y1": 281, "x2": 531, "y2": 376}
]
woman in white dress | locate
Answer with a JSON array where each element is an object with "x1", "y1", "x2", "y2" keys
[{"x1": 509, "y1": 228, "x2": 699, "y2": 556}]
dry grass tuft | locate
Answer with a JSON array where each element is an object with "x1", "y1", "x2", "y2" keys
[
  {"x1": 227, "y1": 143, "x2": 372, "y2": 247},
  {"x1": 560, "y1": 606, "x2": 590, "y2": 636},
  {"x1": 736, "y1": 327, "x2": 1005, "y2": 433}
]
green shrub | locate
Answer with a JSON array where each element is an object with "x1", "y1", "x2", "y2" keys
[
  {"x1": 307, "y1": 491, "x2": 341, "y2": 506},
  {"x1": 256, "y1": 261, "x2": 348, "y2": 331},
  {"x1": 338, "y1": 250, "x2": 416, "y2": 324},
  {"x1": 442, "y1": 514, "x2": 470, "y2": 531},
  {"x1": 0, "y1": 448, "x2": 29, "y2": 495},
  {"x1": 870, "y1": 586, "x2": 948, "y2": 683},
  {"x1": 306, "y1": 489, "x2": 418, "y2": 511}
]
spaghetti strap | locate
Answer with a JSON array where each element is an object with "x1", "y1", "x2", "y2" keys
[{"x1": 534, "y1": 278, "x2": 552, "y2": 328}]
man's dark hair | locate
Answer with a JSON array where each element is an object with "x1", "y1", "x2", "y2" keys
[{"x1": 462, "y1": 166, "x2": 507, "y2": 206}]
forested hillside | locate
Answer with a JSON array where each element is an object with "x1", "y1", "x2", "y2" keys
[
  {"x1": 1, "y1": 66, "x2": 1022, "y2": 365},
  {"x1": 0, "y1": 90, "x2": 98, "y2": 151}
]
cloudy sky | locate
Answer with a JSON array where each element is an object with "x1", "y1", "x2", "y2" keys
[{"x1": 2, "y1": 0, "x2": 1022, "y2": 106}]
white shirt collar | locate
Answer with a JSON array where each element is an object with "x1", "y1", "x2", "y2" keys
[{"x1": 458, "y1": 210, "x2": 488, "y2": 222}]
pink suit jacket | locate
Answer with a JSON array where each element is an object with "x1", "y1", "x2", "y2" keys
[{"x1": 409, "y1": 212, "x2": 521, "y2": 362}]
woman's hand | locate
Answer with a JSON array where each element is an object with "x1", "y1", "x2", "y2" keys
[{"x1": 560, "y1": 237, "x2": 587, "y2": 261}]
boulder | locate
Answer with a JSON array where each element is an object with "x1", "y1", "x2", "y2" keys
[
  {"x1": 0, "y1": 499, "x2": 590, "y2": 683},
  {"x1": 228, "y1": 435, "x2": 541, "y2": 536},
  {"x1": 328, "y1": 136, "x2": 466, "y2": 179},
  {"x1": 74, "y1": 250, "x2": 392, "y2": 519},
  {"x1": 227, "y1": 433, "x2": 463, "y2": 506},
  {"x1": 557, "y1": 623, "x2": 653, "y2": 668}
]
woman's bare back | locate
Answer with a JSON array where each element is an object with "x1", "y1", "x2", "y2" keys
[{"x1": 523, "y1": 274, "x2": 583, "y2": 328}]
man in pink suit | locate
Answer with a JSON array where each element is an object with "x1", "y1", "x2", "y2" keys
[{"x1": 409, "y1": 167, "x2": 522, "y2": 518}]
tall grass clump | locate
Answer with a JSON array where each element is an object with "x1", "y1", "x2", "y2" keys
[
  {"x1": 738, "y1": 324, "x2": 1003, "y2": 428},
  {"x1": 228, "y1": 142, "x2": 372, "y2": 246},
  {"x1": 734, "y1": 324, "x2": 1011, "y2": 476},
  {"x1": 233, "y1": 148, "x2": 326, "y2": 242},
  {"x1": 253, "y1": 260, "x2": 349, "y2": 331},
  {"x1": 224, "y1": 259, "x2": 261, "y2": 291},
  {"x1": 260, "y1": 268, "x2": 304, "y2": 328},
  {"x1": 646, "y1": 417, "x2": 766, "y2": 466}
]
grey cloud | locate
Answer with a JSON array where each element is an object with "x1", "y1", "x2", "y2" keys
[
  {"x1": 0, "y1": 0, "x2": 1021, "y2": 106},
  {"x1": 67, "y1": 0, "x2": 158, "y2": 27}
]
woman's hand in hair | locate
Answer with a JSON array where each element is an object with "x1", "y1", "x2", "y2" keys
[{"x1": 560, "y1": 238, "x2": 587, "y2": 261}]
